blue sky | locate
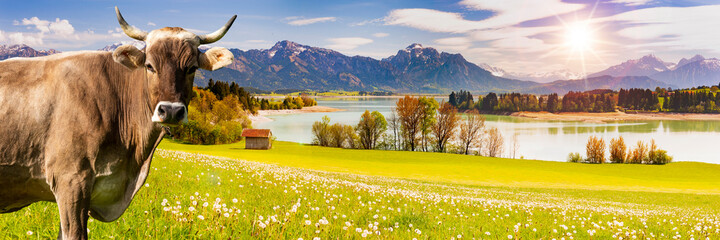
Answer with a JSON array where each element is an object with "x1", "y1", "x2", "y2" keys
[{"x1": 2, "y1": 0, "x2": 720, "y2": 75}]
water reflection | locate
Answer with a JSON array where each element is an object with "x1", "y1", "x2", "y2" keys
[{"x1": 256, "y1": 97, "x2": 720, "y2": 163}]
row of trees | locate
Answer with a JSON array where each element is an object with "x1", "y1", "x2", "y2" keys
[
  {"x1": 569, "y1": 136, "x2": 672, "y2": 164},
  {"x1": 618, "y1": 88, "x2": 659, "y2": 111},
  {"x1": 663, "y1": 91, "x2": 720, "y2": 113},
  {"x1": 311, "y1": 96, "x2": 507, "y2": 157},
  {"x1": 172, "y1": 88, "x2": 251, "y2": 144},
  {"x1": 206, "y1": 79, "x2": 317, "y2": 112},
  {"x1": 449, "y1": 90, "x2": 615, "y2": 113}
]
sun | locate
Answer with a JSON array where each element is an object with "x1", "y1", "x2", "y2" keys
[{"x1": 565, "y1": 21, "x2": 594, "y2": 51}]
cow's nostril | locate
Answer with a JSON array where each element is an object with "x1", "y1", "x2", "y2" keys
[{"x1": 176, "y1": 108, "x2": 185, "y2": 120}]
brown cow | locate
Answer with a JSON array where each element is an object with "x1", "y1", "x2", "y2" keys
[{"x1": 0, "y1": 7, "x2": 236, "y2": 239}]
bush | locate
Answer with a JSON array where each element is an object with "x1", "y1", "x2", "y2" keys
[
  {"x1": 567, "y1": 152, "x2": 583, "y2": 163},
  {"x1": 647, "y1": 140, "x2": 673, "y2": 164},
  {"x1": 609, "y1": 136, "x2": 627, "y2": 163},
  {"x1": 172, "y1": 89, "x2": 251, "y2": 144},
  {"x1": 627, "y1": 141, "x2": 648, "y2": 164},
  {"x1": 586, "y1": 136, "x2": 606, "y2": 164}
]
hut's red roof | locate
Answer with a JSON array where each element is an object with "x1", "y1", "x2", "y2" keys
[{"x1": 241, "y1": 129, "x2": 272, "y2": 138}]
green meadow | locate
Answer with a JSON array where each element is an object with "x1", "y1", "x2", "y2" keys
[{"x1": 1, "y1": 140, "x2": 719, "y2": 239}]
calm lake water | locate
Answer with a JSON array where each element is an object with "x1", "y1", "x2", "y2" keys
[{"x1": 256, "y1": 97, "x2": 720, "y2": 164}]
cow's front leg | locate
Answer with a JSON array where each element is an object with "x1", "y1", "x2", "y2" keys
[{"x1": 52, "y1": 172, "x2": 93, "y2": 240}]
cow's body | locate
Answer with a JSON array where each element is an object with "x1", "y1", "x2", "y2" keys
[
  {"x1": 0, "y1": 51, "x2": 163, "y2": 222},
  {"x1": 0, "y1": 7, "x2": 236, "y2": 239}
]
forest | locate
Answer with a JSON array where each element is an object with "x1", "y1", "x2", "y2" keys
[{"x1": 449, "y1": 84, "x2": 720, "y2": 114}]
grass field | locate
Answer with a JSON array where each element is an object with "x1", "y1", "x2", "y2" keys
[{"x1": 1, "y1": 140, "x2": 719, "y2": 239}]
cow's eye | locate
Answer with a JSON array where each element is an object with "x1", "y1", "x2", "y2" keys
[
  {"x1": 187, "y1": 66, "x2": 198, "y2": 74},
  {"x1": 146, "y1": 64, "x2": 155, "y2": 73}
]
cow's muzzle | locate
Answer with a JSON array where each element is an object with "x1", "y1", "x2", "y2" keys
[{"x1": 152, "y1": 101, "x2": 188, "y2": 125}]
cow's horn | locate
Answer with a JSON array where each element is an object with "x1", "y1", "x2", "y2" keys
[
  {"x1": 198, "y1": 15, "x2": 237, "y2": 44},
  {"x1": 115, "y1": 7, "x2": 147, "y2": 41}
]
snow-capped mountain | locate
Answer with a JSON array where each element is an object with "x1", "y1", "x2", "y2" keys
[
  {"x1": 98, "y1": 41, "x2": 146, "y2": 52},
  {"x1": 589, "y1": 54, "x2": 720, "y2": 88},
  {"x1": 478, "y1": 63, "x2": 584, "y2": 83},
  {"x1": 675, "y1": 54, "x2": 706, "y2": 69},
  {"x1": 652, "y1": 56, "x2": 720, "y2": 88},
  {"x1": 197, "y1": 41, "x2": 536, "y2": 93},
  {"x1": 0, "y1": 44, "x2": 59, "y2": 60},
  {"x1": 589, "y1": 54, "x2": 675, "y2": 78}
]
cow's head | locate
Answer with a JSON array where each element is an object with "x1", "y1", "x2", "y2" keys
[{"x1": 112, "y1": 7, "x2": 235, "y2": 125}]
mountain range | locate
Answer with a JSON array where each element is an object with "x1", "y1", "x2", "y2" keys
[
  {"x1": 0, "y1": 44, "x2": 59, "y2": 60},
  {"x1": 196, "y1": 41, "x2": 535, "y2": 93},
  {"x1": 478, "y1": 63, "x2": 585, "y2": 83},
  {"x1": 588, "y1": 54, "x2": 720, "y2": 88},
  {"x1": 2, "y1": 41, "x2": 717, "y2": 93}
]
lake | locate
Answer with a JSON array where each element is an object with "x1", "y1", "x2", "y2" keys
[{"x1": 256, "y1": 97, "x2": 720, "y2": 164}]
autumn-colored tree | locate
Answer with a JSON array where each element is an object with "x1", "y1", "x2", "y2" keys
[
  {"x1": 396, "y1": 96, "x2": 424, "y2": 151},
  {"x1": 484, "y1": 127, "x2": 504, "y2": 157},
  {"x1": 628, "y1": 140, "x2": 648, "y2": 164},
  {"x1": 418, "y1": 97, "x2": 439, "y2": 152},
  {"x1": 357, "y1": 110, "x2": 388, "y2": 149},
  {"x1": 173, "y1": 88, "x2": 250, "y2": 144},
  {"x1": 311, "y1": 116, "x2": 331, "y2": 147},
  {"x1": 586, "y1": 136, "x2": 606, "y2": 164},
  {"x1": 458, "y1": 110, "x2": 485, "y2": 155},
  {"x1": 328, "y1": 123, "x2": 346, "y2": 148},
  {"x1": 432, "y1": 102, "x2": 459, "y2": 152},
  {"x1": 609, "y1": 136, "x2": 627, "y2": 163}
]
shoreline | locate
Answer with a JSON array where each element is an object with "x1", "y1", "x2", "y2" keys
[
  {"x1": 511, "y1": 111, "x2": 720, "y2": 123},
  {"x1": 249, "y1": 106, "x2": 345, "y2": 125}
]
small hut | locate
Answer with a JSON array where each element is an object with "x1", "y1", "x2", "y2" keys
[{"x1": 241, "y1": 129, "x2": 272, "y2": 149}]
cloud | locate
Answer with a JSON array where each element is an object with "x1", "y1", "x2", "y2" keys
[
  {"x1": 385, "y1": 0, "x2": 584, "y2": 33},
  {"x1": 351, "y1": 18, "x2": 383, "y2": 26},
  {"x1": 0, "y1": 30, "x2": 4, "y2": 42},
  {"x1": 372, "y1": 32, "x2": 389, "y2": 38},
  {"x1": 594, "y1": 5, "x2": 720, "y2": 52},
  {"x1": 0, "y1": 17, "x2": 122, "y2": 50},
  {"x1": 17, "y1": 17, "x2": 74, "y2": 36},
  {"x1": 458, "y1": 0, "x2": 585, "y2": 28},
  {"x1": 326, "y1": 37, "x2": 373, "y2": 50},
  {"x1": 433, "y1": 37, "x2": 472, "y2": 52},
  {"x1": 607, "y1": 0, "x2": 654, "y2": 6},
  {"x1": 384, "y1": 9, "x2": 484, "y2": 33},
  {"x1": 148, "y1": 22, "x2": 157, "y2": 26},
  {"x1": 470, "y1": 26, "x2": 559, "y2": 41},
  {"x1": 287, "y1": 17, "x2": 337, "y2": 26}
]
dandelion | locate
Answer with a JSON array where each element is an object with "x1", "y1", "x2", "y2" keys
[
  {"x1": 198, "y1": 215, "x2": 205, "y2": 220},
  {"x1": 232, "y1": 198, "x2": 238, "y2": 203},
  {"x1": 305, "y1": 220, "x2": 312, "y2": 225},
  {"x1": 508, "y1": 235, "x2": 513, "y2": 239},
  {"x1": 27, "y1": 231, "x2": 33, "y2": 235}
]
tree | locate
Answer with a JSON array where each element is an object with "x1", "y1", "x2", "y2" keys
[
  {"x1": 396, "y1": 96, "x2": 424, "y2": 151},
  {"x1": 458, "y1": 110, "x2": 485, "y2": 155},
  {"x1": 609, "y1": 136, "x2": 627, "y2": 163},
  {"x1": 312, "y1": 116, "x2": 331, "y2": 146},
  {"x1": 432, "y1": 102, "x2": 460, "y2": 153},
  {"x1": 357, "y1": 110, "x2": 387, "y2": 149},
  {"x1": 510, "y1": 133, "x2": 520, "y2": 159},
  {"x1": 387, "y1": 110, "x2": 401, "y2": 150},
  {"x1": 418, "y1": 97, "x2": 439, "y2": 152},
  {"x1": 628, "y1": 140, "x2": 648, "y2": 164},
  {"x1": 586, "y1": 136, "x2": 606, "y2": 164},
  {"x1": 484, "y1": 127, "x2": 504, "y2": 157}
]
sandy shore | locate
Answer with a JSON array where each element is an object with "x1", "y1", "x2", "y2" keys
[
  {"x1": 511, "y1": 111, "x2": 720, "y2": 123},
  {"x1": 249, "y1": 106, "x2": 345, "y2": 125}
]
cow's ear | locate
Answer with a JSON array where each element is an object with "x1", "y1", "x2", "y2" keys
[
  {"x1": 199, "y1": 47, "x2": 233, "y2": 71},
  {"x1": 113, "y1": 45, "x2": 146, "y2": 69}
]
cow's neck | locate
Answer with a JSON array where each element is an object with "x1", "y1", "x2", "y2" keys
[{"x1": 109, "y1": 61, "x2": 162, "y2": 163}]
